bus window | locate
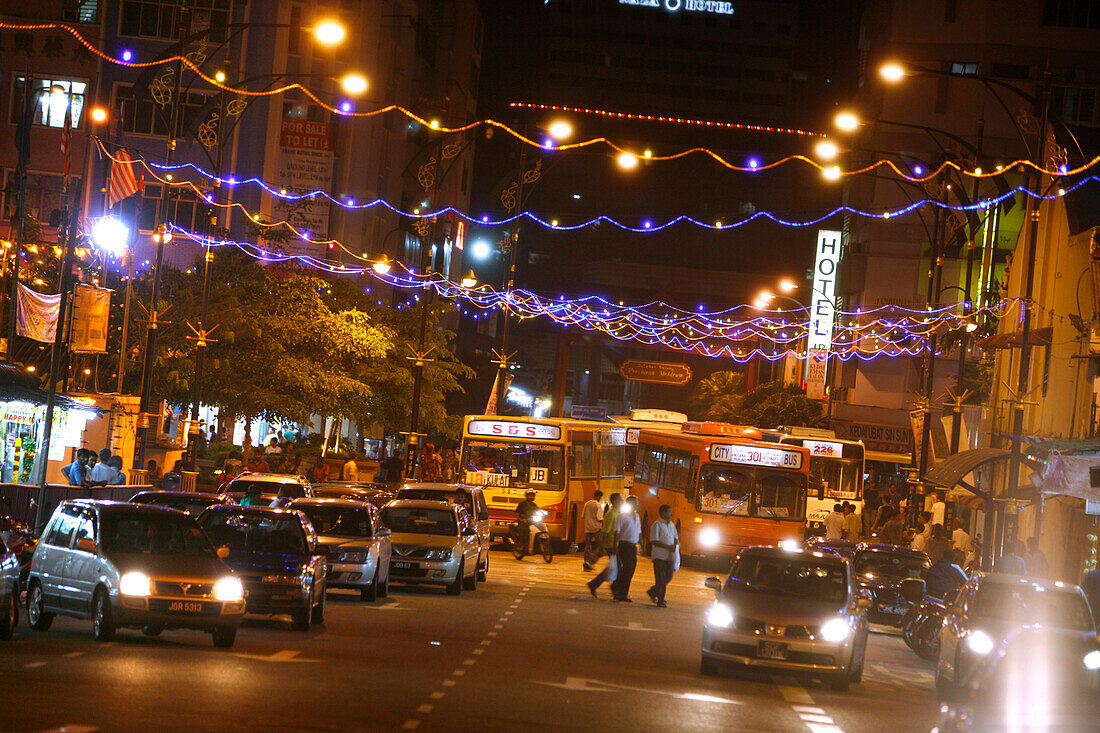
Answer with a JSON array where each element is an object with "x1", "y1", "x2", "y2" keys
[
  {"x1": 664, "y1": 449, "x2": 694, "y2": 494},
  {"x1": 636, "y1": 443, "x2": 665, "y2": 486},
  {"x1": 600, "y1": 444, "x2": 625, "y2": 478},
  {"x1": 698, "y1": 467, "x2": 752, "y2": 516},
  {"x1": 757, "y1": 473, "x2": 806, "y2": 519},
  {"x1": 572, "y1": 439, "x2": 596, "y2": 479}
]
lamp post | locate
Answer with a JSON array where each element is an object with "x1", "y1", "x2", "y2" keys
[{"x1": 753, "y1": 282, "x2": 804, "y2": 386}]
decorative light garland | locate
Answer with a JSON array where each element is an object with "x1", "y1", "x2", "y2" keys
[
  {"x1": 509, "y1": 102, "x2": 824, "y2": 137},
  {"x1": 14, "y1": 22, "x2": 1097, "y2": 182}
]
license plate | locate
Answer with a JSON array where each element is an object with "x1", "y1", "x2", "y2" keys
[
  {"x1": 167, "y1": 601, "x2": 204, "y2": 614},
  {"x1": 391, "y1": 561, "x2": 415, "y2": 570},
  {"x1": 879, "y1": 603, "x2": 907, "y2": 615},
  {"x1": 757, "y1": 641, "x2": 788, "y2": 660}
]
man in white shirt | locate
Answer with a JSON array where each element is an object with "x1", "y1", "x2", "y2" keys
[
  {"x1": 646, "y1": 504, "x2": 679, "y2": 607},
  {"x1": 342, "y1": 451, "x2": 359, "y2": 482},
  {"x1": 824, "y1": 504, "x2": 845, "y2": 539},
  {"x1": 582, "y1": 490, "x2": 604, "y2": 571},
  {"x1": 952, "y1": 517, "x2": 971, "y2": 554},
  {"x1": 264, "y1": 436, "x2": 282, "y2": 455},
  {"x1": 611, "y1": 496, "x2": 641, "y2": 602},
  {"x1": 930, "y1": 493, "x2": 946, "y2": 528}
]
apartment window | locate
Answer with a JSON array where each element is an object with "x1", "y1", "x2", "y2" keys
[
  {"x1": 10, "y1": 77, "x2": 87, "y2": 128},
  {"x1": 64, "y1": 0, "x2": 100, "y2": 23},
  {"x1": 119, "y1": 0, "x2": 231, "y2": 41},
  {"x1": 1043, "y1": 0, "x2": 1100, "y2": 28},
  {"x1": 950, "y1": 62, "x2": 978, "y2": 75},
  {"x1": 282, "y1": 101, "x2": 327, "y2": 122},
  {"x1": 3, "y1": 172, "x2": 77, "y2": 225},
  {"x1": 1053, "y1": 85, "x2": 1097, "y2": 123},
  {"x1": 116, "y1": 85, "x2": 213, "y2": 137}
]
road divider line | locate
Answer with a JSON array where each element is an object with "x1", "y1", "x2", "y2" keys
[
  {"x1": 63, "y1": 652, "x2": 84, "y2": 658},
  {"x1": 25, "y1": 662, "x2": 46, "y2": 668},
  {"x1": 429, "y1": 692, "x2": 445, "y2": 700},
  {"x1": 442, "y1": 680, "x2": 456, "y2": 687},
  {"x1": 416, "y1": 705, "x2": 432, "y2": 714},
  {"x1": 452, "y1": 669, "x2": 466, "y2": 676},
  {"x1": 400, "y1": 720, "x2": 419, "y2": 730}
]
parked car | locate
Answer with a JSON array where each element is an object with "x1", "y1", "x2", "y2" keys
[
  {"x1": 700, "y1": 546, "x2": 872, "y2": 691},
  {"x1": 394, "y1": 483, "x2": 490, "y2": 581},
  {"x1": 130, "y1": 491, "x2": 235, "y2": 515},
  {"x1": 197, "y1": 505, "x2": 327, "y2": 631},
  {"x1": 311, "y1": 482, "x2": 395, "y2": 509},
  {"x1": 0, "y1": 539, "x2": 19, "y2": 640},
  {"x1": 289, "y1": 498, "x2": 392, "y2": 602},
  {"x1": 935, "y1": 626, "x2": 1100, "y2": 731},
  {"x1": 850, "y1": 544, "x2": 930, "y2": 625},
  {"x1": 25, "y1": 501, "x2": 245, "y2": 647},
  {"x1": 379, "y1": 500, "x2": 481, "y2": 595},
  {"x1": 222, "y1": 474, "x2": 313, "y2": 505},
  {"x1": 934, "y1": 572, "x2": 1096, "y2": 697},
  {"x1": 805, "y1": 536, "x2": 863, "y2": 559}
]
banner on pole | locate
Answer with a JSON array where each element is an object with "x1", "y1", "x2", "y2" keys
[
  {"x1": 69, "y1": 283, "x2": 112, "y2": 353},
  {"x1": 16, "y1": 284, "x2": 61, "y2": 342},
  {"x1": 484, "y1": 372, "x2": 514, "y2": 416}
]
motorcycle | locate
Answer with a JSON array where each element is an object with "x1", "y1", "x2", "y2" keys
[
  {"x1": 1, "y1": 515, "x2": 36, "y2": 585},
  {"x1": 509, "y1": 510, "x2": 553, "y2": 563},
  {"x1": 900, "y1": 593, "x2": 949, "y2": 661}
]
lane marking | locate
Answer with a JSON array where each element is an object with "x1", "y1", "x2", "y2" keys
[
  {"x1": 401, "y1": 720, "x2": 419, "y2": 730},
  {"x1": 452, "y1": 669, "x2": 466, "y2": 676},
  {"x1": 774, "y1": 677, "x2": 846, "y2": 733},
  {"x1": 480, "y1": 639, "x2": 492, "y2": 645},
  {"x1": 534, "y1": 677, "x2": 739, "y2": 704},
  {"x1": 472, "y1": 649, "x2": 484, "y2": 655},
  {"x1": 605, "y1": 621, "x2": 660, "y2": 632},
  {"x1": 429, "y1": 692, "x2": 445, "y2": 700},
  {"x1": 488, "y1": 631, "x2": 498, "y2": 637},
  {"x1": 462, "y1": 658, "x2": 476, "y2": 665},
  {"x1": 63, "y1": 652, "x2": 84, "y2": 658},
  {"x1": 25, "y1": 662, "x2": 46, "y2": 668},
  {"x1": 777, "y1": 684, "x2": 815, "y2": 705},
  {"x1": 442, "y1": 680, "x2": 456, "y2": 687},
  {"x1": 416, "y1": 705, "x2": 432, "y2": 714}
]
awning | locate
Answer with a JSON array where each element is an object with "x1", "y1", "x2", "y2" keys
[
  {"x1": 865, "y1": 449, "x2": 912, "y2": 464},
  {"x1": 0, "y1": 363, "x2": 105, "y2": 413},
  {"x1": 978, "y1": 326, "x2": 1052, "y2": 350},
  {"x1": 922, "y1": 447, "x2": 1041, "y2": 501}
]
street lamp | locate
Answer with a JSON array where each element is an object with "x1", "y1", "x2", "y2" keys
[
  {"x1": 834, "y1": 111, "x2": 860, "y2": 132},
  {"x1": 340, "y1": 73, "x2": 369, "y2": 96},
  {"x1": 460, "y1": 269, "x2": 478, "y2": 288},
  {"x1": 372, "y1": 254, "x2": 392, "y2": 275},
  {"x1": 814, "y1": 140, "x2": 839, "y2": 161},
  {"x1": 91, "y1": 217, "x2": 129, "y2": 257},
  {"x1": 617, "y1": 151, "x2": 639, "y2": 170},
  {"x1": 471, "y1": 239, "x2": 492, "y2": 260},
  {"x1": 879, "y1": 63, "x2": 907, "y2": 82},
  {"x1": 313, "y1": 19, "x2": 348, "y2": 46},
  {"x1": 547, "y1": 120, "x2": 573, "y2": 141}
]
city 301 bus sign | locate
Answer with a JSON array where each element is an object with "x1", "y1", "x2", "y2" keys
[
  {"x1": 710, "y1": 444, "x2": 803, "y2": 470},
  {"x1": 467, "y1": 420, "x2": 562, "y2": 441}
]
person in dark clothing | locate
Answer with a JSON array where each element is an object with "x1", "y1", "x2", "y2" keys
[
  {"x1": 923, "y1": 549, "x2": 967, "y2": 600},
  {"x1": 382, "y1": 450, "x2": 405, "y2": 486}
]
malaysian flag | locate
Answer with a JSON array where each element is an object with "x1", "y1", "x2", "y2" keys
[
  {"x1": 108, "y1": 148, "x2": 142, "y2": 208},
  {"x1": 60, "y1": 93, "x2": 72, "y2": 188}
]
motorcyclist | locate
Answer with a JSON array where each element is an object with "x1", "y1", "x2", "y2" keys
[
  {"x1": 514, "y1": 490, "x2": 543, "y2": 554},
  {"x1": 922, "y1": 548, "x2": 967, "y2": 600}
]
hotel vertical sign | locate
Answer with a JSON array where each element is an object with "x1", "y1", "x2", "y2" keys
[{"x1": 805, "y1": 229, "x2": 841, "y2": 400}]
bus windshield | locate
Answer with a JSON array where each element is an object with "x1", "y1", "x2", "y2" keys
[
  {"x1": 461, "y1": 440, "x2": 564, "y2": 491},
  {"x1": 810, "y1": 456, "x2": 862, "y2": 501},
  {"x1": 697, "y1": 465, "x2": 806, "y2": 521}
]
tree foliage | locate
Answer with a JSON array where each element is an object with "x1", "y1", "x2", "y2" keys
[{"x1": 688, "y1": 370, "x2": 826, "y2": 428}]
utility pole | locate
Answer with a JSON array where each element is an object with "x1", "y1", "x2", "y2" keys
[
  {"x1": 494, "y1": 147, "x2": 527, "y2": 414},
  {"x1": 7, "y1": 66, "x2": 33, "y2": 363}
]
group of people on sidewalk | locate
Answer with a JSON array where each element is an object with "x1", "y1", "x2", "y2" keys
[
  {"x1": 61, "y1": 447, "x2": 127, "y2": 488},
  {"x1": 581, "y1": 491, "x2": 680, "y2": 607}
]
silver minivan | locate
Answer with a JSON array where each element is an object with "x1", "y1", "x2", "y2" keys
[{"x1": 26, "y1": 500, "x2": 245, "y2": 647}]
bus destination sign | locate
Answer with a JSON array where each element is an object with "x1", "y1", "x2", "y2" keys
[
  {"x1": 468, "y1": 420, "x2": 562, "y2": 441},
  {"x1": 710, "y1": 443, "x2": 803, "y2": 470},
  {"x1": 802, "y1": 439, "x2": 843, "y2": 458}
]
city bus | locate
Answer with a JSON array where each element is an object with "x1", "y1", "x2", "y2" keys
[
  {"x1": 761, "y1": 427, "x2": 866, "y2": 535},
  {"x1": 610, "y1": 409, "x2": 688, "y2": 490},
  {"x1": 631, "y1": 422, "x2": 809, "y2": 560},
  {"x1": 459, "y1": 415, "x2": 626, "y2": 542}
]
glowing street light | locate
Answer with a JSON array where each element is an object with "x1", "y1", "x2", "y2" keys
[
  {"x1": 547, "y1": 120, "x2": 573, "y2": 140},
  {"x1": 814, "y1": 140, "x2": 839, "y2": 160},
  {"x1": 834, "y1": 111, "x2": 861, "y2": 132},
  {"x1": 372, "y1": 254, "x2": 392, "y2": 275},
  {"x1": 471, "y1": 240, "x2": 492, "y2": 260},
  {"x1": 822, "y1": 165, "x2": 842, "y2": 181},
  {"x1": 313, "y1": 19, "x2": 347, "y2": 46},
  {"x1": 89, "y1": 106, "x2": 108, "y2": 123},
  {"x1": 617, "y1": 151, "x2": 639, "y2": 170},
  {"x1": 460, "y1": 269, "x2": 478, "y2": 288},
  {"x1": 879, "y1": 63, "x2": 907, "y2": 82},
  {"x1": 91, "y1": 217, "x2": 129, "y2": 256},
  {"x1": 341, "y1": 73, "x2": 369, "y2": 95},
  {"x1": 779, "y1": 279, "x2": 797, "y2": 294}
]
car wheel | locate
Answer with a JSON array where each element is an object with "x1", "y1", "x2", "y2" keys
[
  {"x1": 141, "y1": 624, "x2": 164, "y2": 637},
  {"x1": 26, "y1": 582, "x2": 53, "y2": 631},
  {"x1": 829, "y1": 674, "x2": 850, "y2": 692},
  {"x1": 377, "y1": 573, "x2": 389, "y2": 598},
  {"x1": 700, "y1": 656, "x2": 720, "y2": 676},
  {"x1": 92, "y1": 588, "x2": 116, "y2": 642},
  {"x1": 291, "y1": 605, "x2": 310, "y2": 631},
  {"x1": 212, "y1": 627, "x2": 236, "y2": 648},
  {"x1": 0, "y1": 588, "x2": 17, "y2": 640},
  {"x1": 462, "y1": 561, "x2": 478, "y2": 591},
  {"x1": 848, "y1": 658, "x2": 864, "y2": 683},
  {"x1": 310, "y1": 583, "x2": 326, "y2": 624},
  {"x1": 446, "y1": 563, "x2": 463, "y2": 596},
  {"x1": 361, "y1": 568, "x2": 378, "y2": 602},
  {"x1": 477, "y1": 553, "x2": 488, "y2": 582}
]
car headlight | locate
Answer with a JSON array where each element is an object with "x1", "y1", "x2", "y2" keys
[
  {"x1": 338, "y1": 551, "x2": 368, "y2": 563},
  {"x1": 119, "y1": 571, "x2": 151, "y2": 597},
  {"x1": 706, "y1": 603, "x2": 734, "y2": 628},
  {"x1": 820, "y1": 617, "x2": 851, "y2": 643},
  {"x1": 967, "y1": 630, "x2": 994, "y2": 655},
  {"x1": 262, "y1": 573, "x2": 298, "y2": 585},
  {"x1": 699, "y1": 528, "x2": 720, "y2": 548},
  {"x1": 425, "y1": 549, "x2": 453, "y2": 561},
  {"x1": 214, "y1": 576, "x2": 244, "y2": 602},
  {"x1": 1084, "y1": 650, "x2": 1100, "y2": 670},
  {"x1": 778, "y1": 539, "x2": 800, "y2": 552}
]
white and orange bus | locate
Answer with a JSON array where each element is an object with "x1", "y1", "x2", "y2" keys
[
  {"x1": 459, "y1": 416, "x2": 626, "y2": 542},
  {"x1": 632, "y1": 422, "x2": 809, "y2": 560},
  {"x1": 610, "y1": 409, "x2": 688, "y2": 490}
]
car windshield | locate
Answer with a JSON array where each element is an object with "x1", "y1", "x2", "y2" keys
[
  {"x1": 856, "y1": 552, "x2": 929, "y2": 579},
  {"x1": 697, "y1": 466, "x2": 806, "y2": 521},
  {"x1": 296, "y1": 506, "x2": 373, "y2": 538},
  {"x1": 396, "y1": 490, "x2": 474, "y2": 515},
  {"x1": 227, "y1": 480, "x2": 303, "y2": 498},
  {"x1": 460, "y1": 441, "x2": 563, "y2": 490},
  {"x1": 974, "y1": 582, "x2": 1095, "y2": 630},
  {"x1": 727, "y1": 555, "x2": 847, "y2": 603},
  {"x1": 199, "y1": 512, "x2": 308, "y2": 555},
  {"x1": 101, "y1": 513, "x2": 215, "y2": 557},
  {"x1": 380, "y1": 507, "x2": 458, "y2": 536},
  {"x1": 132, "y1": 494, "x2": 220, "y2": 514}
]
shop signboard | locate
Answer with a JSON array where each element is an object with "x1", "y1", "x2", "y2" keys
[{"x1": 619, "y1": 360, "x2": 693, "y2": 385}]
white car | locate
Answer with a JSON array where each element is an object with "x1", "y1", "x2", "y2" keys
[
  {"x1": 290, "y1": 498, "x2": 392, "y2": 602},
  {"x1": 380, "y1": 500, "x2": 481, "y2": 595}
]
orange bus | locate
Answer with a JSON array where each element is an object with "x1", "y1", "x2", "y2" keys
[
  {"x1": 610, "y1": 409, "x2": 688, "y2": 490},
  {"x1": 459, "y1": 416, "x2": 626, "y2": 542},
  {"x1": 632, "y1": 422, "x2": 809, "y2": 560}
]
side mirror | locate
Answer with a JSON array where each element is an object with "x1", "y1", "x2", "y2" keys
[
  {"x1": 462, "y1": 527, "x2": 477, "y2": 537},
  {"x1": 75, "y1": 537, "x2": 96, "y2": 554},
  {"x1": 478, "y1": 511, "x2": 489, "y2": 521},
  {"x1": 704, "y1": 576, "x2": 723, "y2": 598},
  {"x1": 899, "y1": 577, "x2": 926, "y2": 604},
  {"x1": 216, "y1": 545, "x2": 230, "y2": 559}
]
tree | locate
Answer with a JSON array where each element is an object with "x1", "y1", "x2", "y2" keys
[
  {"x1": 689, "y1": 370, "x2": 744, "y2": 422},
  {"x1": 688, "y1": 370, "x2": 826, "y2": 428}
]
